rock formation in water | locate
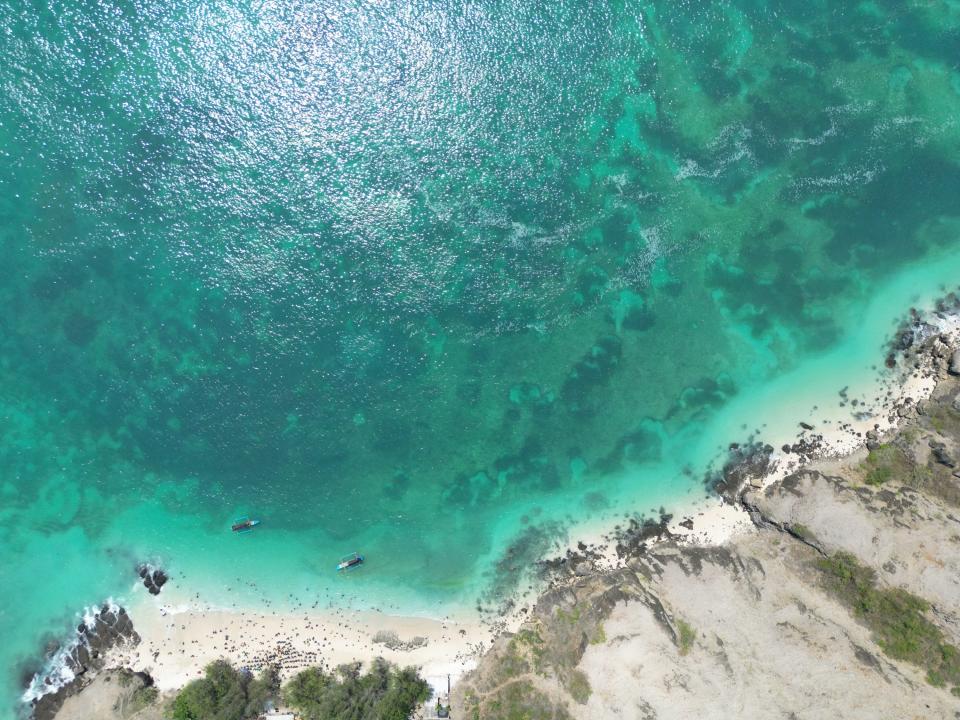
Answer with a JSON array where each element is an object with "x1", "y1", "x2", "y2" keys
[
  {"x1": 27, "y1": 604, "x2": 140, "y2": 720},
  {"x1": 136, "y1": 565, "x2": 168, "y2": 596}
]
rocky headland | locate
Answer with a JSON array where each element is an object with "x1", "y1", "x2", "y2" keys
[
  {"x1": 21, "y1": 562, "x2": 172, "y2": 720},
  {"x1": 25, "y1": 604, "x2": 141, "y2": 720},
  {"x1": 453, "y1": 311, "x2": 960, "y2": 719}
]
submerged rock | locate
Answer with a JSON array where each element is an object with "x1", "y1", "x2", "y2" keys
[{"x1": 895, "y1": 328, "x2": 915, "y2": 351}]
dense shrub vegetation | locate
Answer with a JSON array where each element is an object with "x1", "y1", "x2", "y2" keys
[
  {"x1": 817, "y1": 552, "x2": 960, "y2": 693},
  {"x1": 861, "y1": 444, "x2": 903, "y2": 485}
]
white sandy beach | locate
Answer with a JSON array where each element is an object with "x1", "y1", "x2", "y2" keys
[{"x1": 104, "y1": 584, "x2": 518, "y2": 700}]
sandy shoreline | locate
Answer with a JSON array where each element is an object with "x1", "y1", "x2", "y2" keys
[
  {"x1": 103, "y1": 589, "x2": 504, "y2": 697},
  {"x1": 31, "y1": 298, "x2": 960, "y2": 716}
]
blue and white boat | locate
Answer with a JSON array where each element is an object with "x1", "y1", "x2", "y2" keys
[
  {"x1": 232, "y1": 516, "x2": 261, "y2": 533},
  {"x1": 336, "y1": 552, "x2": 364, "y2": 571}
]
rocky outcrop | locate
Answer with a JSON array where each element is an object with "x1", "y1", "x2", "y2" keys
[
  {"x1": 949, "y1": 349, "x2": 960, "y2": 376},
  {"x1": 708, "y1": 441, "x2": 776, "y2": 503},
  {"x1": 27, "y1": 604, "x2": 140, "y2": 720},
  {"x1": 458, "y1": 449, "x2": 960, "y2": 718},
  {"x1": 51, "y1": 670, "x2": 157, "y2": 720},
  {"x1": 136, "y1": 565, "x2": 168, "y2": 596},
  {"x1": 929, "y1": 438, "x2": 956, "y2": 467},
  {"x1": 457, "y1": 322, "x2": 960, "y2": 719}
]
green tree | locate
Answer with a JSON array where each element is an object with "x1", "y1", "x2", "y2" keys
[
  {"x1": 172, "y1": 677, "x2": 219, "y2": 720},
  {"x1": 375, "y1": 665, "x2": 431, "y2": 720},
  {"x1": 283, "y1": 659, "x2": 430, "y2": 720},
  {"x1": 283, "y1": 666, "x2": 336, "y2": 720},
  {"x1": 171, "y1": 660, "x2": 278, "y2": 720},
  {"x1": 245, "y1": 665, "x2": 280, "y2": 718}
]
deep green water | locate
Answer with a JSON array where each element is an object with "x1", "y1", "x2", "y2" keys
[{"x1": 3, "y1": 0, "x2": 960, "y2": 712}]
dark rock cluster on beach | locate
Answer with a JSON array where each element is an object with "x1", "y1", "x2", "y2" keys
[
  {"x1": 708, "y1": 441, "x2": 776, "y2": 503},
  {"x1": 886, "y1": 295, "x2": 960, "y2": 370},
  {"x1": 609, "y1": 512, "x2": 674, "y2": 561},
  {"x1": 28, "y1": 604, "x2": 140, "y2": 720},
  {"x1": 137, "y1": 563, "x2": 168, "y2": 595},
  {"x1": 372, "y1": 630, "x2": 429, "y2": 651}
]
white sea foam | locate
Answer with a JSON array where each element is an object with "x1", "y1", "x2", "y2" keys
[{"x1": 20, "y1": 597, "x2": 123, "y2": 705}]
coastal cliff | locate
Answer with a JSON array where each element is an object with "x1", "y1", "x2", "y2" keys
[{"x1": 453, "y1": 327, "x2": 960, "y2": 719}]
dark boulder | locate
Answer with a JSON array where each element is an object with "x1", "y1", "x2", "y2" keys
[
  {"x1": 929, "y1": 439, "x2": 956, "y2": 468},
  {"x1": 137, "y1": 564, "x2": 170, "y2": 595},
  {"x1": 709, "y1": 442, "x2": 777, "y2": 503},
  {"x1": 949, "y1": 349, "x2": 960, "y2": 376},
  {"x1": 895, "y1": 329, "x2": 914, "y2": 351},
  {"x1": 75, "y1": 644, "x2": 91, "y2": 670}
]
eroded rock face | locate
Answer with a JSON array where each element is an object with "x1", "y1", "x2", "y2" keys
[
  {"x1": 458, "y1": 463, "x2": 960, "y2": 720},
  {"x1": 50, "y1": 670, "x2": 153, "y2": 720},
  {"x1": 26, "y1": 603, "x2": 140, "y2": 720}
]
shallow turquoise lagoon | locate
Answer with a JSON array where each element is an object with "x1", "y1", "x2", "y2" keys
[{"x1": 3, "y1": 0, "x2": 960, "y2": 712}]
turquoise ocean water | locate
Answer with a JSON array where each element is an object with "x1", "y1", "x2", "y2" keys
[{"x1": 3, "y1": 0, "x2": 960, "y2": 712}]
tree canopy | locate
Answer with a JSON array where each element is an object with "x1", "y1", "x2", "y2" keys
[
  {"x1": 283, "y1": 658, "x2": 431, "y2": 720},
  {"x1": 170, "y1": 657, "x2": 429, "y2": 720},
  {"x1": 171, "y1": 660, "x2": 279, "y2": 720}
]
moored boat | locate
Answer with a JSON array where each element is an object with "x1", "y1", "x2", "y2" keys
[
  {"x1": 232, "y1": 516, "x2": 261, "y2": 533},
  {"x1": 337, "y1": 552, "x2": 364, "y2": 571}
]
